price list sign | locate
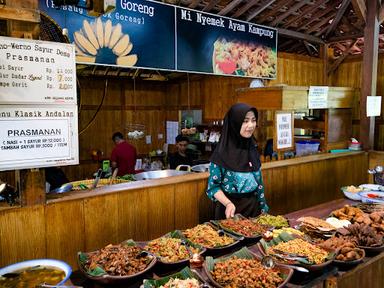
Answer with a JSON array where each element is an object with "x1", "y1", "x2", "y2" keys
[
  {"x1": 0, "y1": 105, "x2": 79, "y2": 171},
  {"x1": 0, "y1": 36, "x2": 76, "y2": 104}
]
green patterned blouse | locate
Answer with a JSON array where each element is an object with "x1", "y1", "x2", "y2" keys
[{"x1": 206, "y1": 162, "x2": 269, "y2": 213}]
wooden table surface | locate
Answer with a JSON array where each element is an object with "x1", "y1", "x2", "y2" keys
[{"x1": 68, "y1": 198, "x2": 383, "y2": 288}]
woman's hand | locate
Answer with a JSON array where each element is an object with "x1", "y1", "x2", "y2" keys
[{"x1": 225, "y1": 202, "x2": 235, "y2": 218}]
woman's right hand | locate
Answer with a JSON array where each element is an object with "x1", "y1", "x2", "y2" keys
[{"x1": 225, "y1": 202, "x2": 236, "y2": 218}]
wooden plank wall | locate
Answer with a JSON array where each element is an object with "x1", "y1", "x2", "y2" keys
[
  {"x1": 3, "y1": 0, "x2": 39, "y2": 39},
  {"x1": 60, "y1": 52, "x2": 325, "y2": 181},
  {"x1": 331, "y1": 54, "x2": 384, "y2": 150},
  {"x1": 0, "y1": 152, "x2": 367, "y2": 268}
]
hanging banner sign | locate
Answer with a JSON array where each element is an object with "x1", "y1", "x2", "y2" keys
[
  {"x1": 0, "y1": 105, "x2": 79, "y2": 171},
  {"x1": 176, "y1": 8, "x2": 277, "y2": 78},
  {"x1": 0, "y1": 36, "x2": 76, "y2": 104},
  {"x1": 39, "y1": 0, "x2": 277, "y2": 79},
  {"x1": 39, "y1": 0, "x2": 175, "y2": 70}
]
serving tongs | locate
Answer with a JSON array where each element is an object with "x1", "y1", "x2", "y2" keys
[
  {"x1": 109, "y1": 168, "x2": 118, "y2": 185},
  {"x1": 39, "y1": 284, "x2": 83, "y2": 288},
  {"x1": 91, "y1": 169, "x2": 103, "y2": 189},
  {"x1": 261, "y1": 255, "x2": 309, "y2": 273},
  {"x1": 270, "y1": 248, "x2": 310, "y2": 262}
]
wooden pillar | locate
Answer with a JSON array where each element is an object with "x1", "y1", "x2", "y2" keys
[
  {"x1": 20, "y1": 169, "x2": 46, "y2": 206},
  {"x1": 359, "y1": 0, "x2": 379, "y2": 150},
  {"x1": 320, "y1": 43, "x2": 330, "y2": 85}
]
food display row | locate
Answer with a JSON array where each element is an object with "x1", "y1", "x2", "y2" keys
[
  {"x1": 1, "y1": 199, "x2": 383, "y2": 288},
  {"x1": 74, "y1": 201, "x2": 383, "y2": 287}
]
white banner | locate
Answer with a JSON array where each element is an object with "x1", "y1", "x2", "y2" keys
[
  {"x1": 0, "y1": 36, "x2": 76, "y2": 104},
  {"x1": 308, "y1": 86, "x2": 328, "y2": 109},
  {"x1": 276, "y1": 112, "x2": 293, "y2": 150},
  {"x1": 0, "y1": 105, "x2": 79, "y2": 171}
]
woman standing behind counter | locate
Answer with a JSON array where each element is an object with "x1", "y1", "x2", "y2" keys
[{"x1": 207, "y1": 103, "x2": 269, "y2": 219}]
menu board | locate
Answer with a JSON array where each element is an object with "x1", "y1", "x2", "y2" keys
[
  {"x1": 0, "y1": 105, "x2": 79, "y2": 171},
  {"x1": 176, "y1": 8, "x2": 277, "y2": 78},
  {"x1": 39, "y1": 0, "x2": 277, "y2": 79},
  {"x1": 0, "y1": 36, "x2": 76, "y2": 104},
  {"x1": 274, "y1": 111, "x2": 294, "y2": 150}
]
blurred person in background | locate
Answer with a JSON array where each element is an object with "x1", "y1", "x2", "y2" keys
[
  {"x1": 111, "y1": 132, "x2": 137, "y2": 176},
  {"x1": 169, "y1": 134, "x2": 193, "y2": 169}
]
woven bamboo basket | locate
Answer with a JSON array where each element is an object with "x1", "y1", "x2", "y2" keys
[{"x1": 70, "y1": 179, "x2": 130, "y2": 190}]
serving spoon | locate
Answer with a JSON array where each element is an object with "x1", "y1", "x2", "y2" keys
[
  {"x1": 39, "y1": 284, "x2": 83, "y2": 288},
  {"x1": 261, "y1": 255, "x2": 309, "y2": 273}
]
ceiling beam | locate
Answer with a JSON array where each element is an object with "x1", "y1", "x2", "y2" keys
[
  {"x1": 202, "y1": 0, "x2": 220, "y2": 12},
  {"x1": 283, "y1": 0, "x2": 328, "y2": 28},
  {"x1": 256, "y1": 0, "x2": 296, "y2": 23},
  {"x1": 188, "y1": 0, "x2": 201, "y2": 9},
  {"x1": 278, "y1": 27, "x2": 325, "y2": 44},
  {"x1": 286, "y1": 41, "x2": 304, "y2": 53},
  {"x1": 306, "y1": 13, "x2": 335, "y2": 34},
  {"x1": 232, "y1": 0, "x2": 260, "y2": 18},
  {"x1": 279, "y1": 39, "x2": 296, "y2": 50},
  {"x1": 327, "y1": 33, "x2": 363, "y2": 42},
  {"x1": 296, "y1": 1, "x2": 341, "y2": 32},
  {"x1": 324, "y1": 0, "x2": 351, "y2": 38},
  {"x1": 334, "y1": 42, "x2": 347, "y2": 51},
  {"x1": 303, "y1": 40, "x2": 314, "y2": 56},
  {"x1": 379, "y1": 4, "x2": 384, "y2": 24},
  {"x1": 246, "y1": 0, "x2": 276, "y2": 21},
  {"x1": 351, "y1": 0, "x2": 366, "y2": 23},
  {"x1": 218, "y1": 0, "x2": 243, "y2": 16},
  {"x1": 0, "y1": 6, "x2": 40, "y2": 22},
  {"x1": 328, "y1": 38, "x2": 359, "y2": 74},
  {"x1": 271, "y1": 0, "x2": 312, "y2": 27}
]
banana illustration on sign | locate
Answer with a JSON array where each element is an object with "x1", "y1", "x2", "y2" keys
[{"x1": 74, "y1": 18, "x2": 138, "y2": 67}]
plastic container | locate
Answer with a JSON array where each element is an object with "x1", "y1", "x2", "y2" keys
[
  {"x1": 348, "y1": 141, "x2": 361, "y2": 151},
  {"x1": 295, "y1": 140, "x2": 320, "y2": 156}
]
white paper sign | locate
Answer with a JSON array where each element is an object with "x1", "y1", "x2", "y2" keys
[
  {"x1": 0, "y1": 105, "x2": 79, "y2": 171},
  {"x1": 0, "y1": 36, "x2": 76, "y2": 104},
  {"x1": 308, "y1": 86, "x2": 329, "y2": 109},
  {"x1": 276, "y1": 112, "x2": 293, "y2": 149},
  {"x1": 166, "y1": 121, "x2": 179, "y2": 144},
  {"x1": 367, "y1": 96, "x2": 382, "y2": 117}
]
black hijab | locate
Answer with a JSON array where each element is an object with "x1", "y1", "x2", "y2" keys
[{"x1": 210, "y1": 103, "x2": 261, "y2": 172}]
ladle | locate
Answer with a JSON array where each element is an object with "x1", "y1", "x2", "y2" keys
[{"x1": 261, "y1": 255, "x2": 309, "y2": 273}]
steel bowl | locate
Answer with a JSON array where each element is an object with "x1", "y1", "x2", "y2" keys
[
  {"x1": 134, "y1": 170, "x2": 190, "y2": 180},
  {"x1": 191, "y1": 163, "x2": 210, "y2": 173}
]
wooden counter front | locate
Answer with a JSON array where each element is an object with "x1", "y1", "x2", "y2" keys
[{"x1": 0, "y1": 152, "x2": 368, "y2": 268}]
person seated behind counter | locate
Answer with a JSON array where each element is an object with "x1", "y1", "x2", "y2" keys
[
  {"x1": 169, "y1": 135, "x2": 193, "y2": 169},
  {"x1": 111, "y1": 132, "x2": 137, "y2": 176},
  {"x1": 206, "y1": 103, "x2": 269, "y2": 219}
]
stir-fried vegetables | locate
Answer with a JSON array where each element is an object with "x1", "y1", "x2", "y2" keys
[
  {"x1": 219, "y1": 218, "x2": 269, "y2": 237},
  {"x1": 183, "y1": 224, "x2": 235, "y2": 248},
  {"x1": 266, "y1": 238, "x2": 328, "y2": 264},
  {"x1": 144, "y1": 238, "x2": 199, "y2": 263}
]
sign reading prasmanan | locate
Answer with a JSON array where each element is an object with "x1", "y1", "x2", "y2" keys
[
  {"x1": 0, "y1": 36, "x2": 76, "y2": 104},
  {"x1": 0, "y1": 105, "x2": 79, "y2": 171},
  {"x1": 38, "y1": 0, "x2": 277, "y2": 79}
]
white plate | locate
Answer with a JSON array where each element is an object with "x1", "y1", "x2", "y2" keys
[
  {"x1": 358, "y1": 184, "x2": 384, "y2": 191},
  {"x1": 0, "y1": 258, "x2": 71, "y2": 285},
  {"x1": 358, "y1": 191, "x2": 384, "y2": 204}
]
